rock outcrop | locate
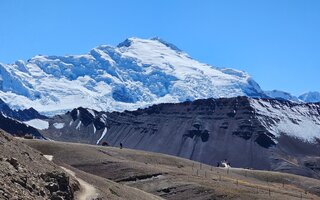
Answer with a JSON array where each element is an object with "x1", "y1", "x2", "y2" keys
[
  {"x1": 0, "y1": 113, "x2": 44, "y2": 138},
  {"x1": 0, "y1": 130, "x2": 79, "y2": 200}
]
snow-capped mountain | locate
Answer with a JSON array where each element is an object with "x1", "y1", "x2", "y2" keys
[
  {"x1": 265, "y1": 90, "x2": 320, "y2": 103},
  {"x1": 299, "y1": 92, "x2": 320, "y2": 103},
  {"x1": 0, "y1": 37, "x2": 265, "y2": 115},
  {"x1": 265, "y1": 90, "x2": 300, "y2": 102}
]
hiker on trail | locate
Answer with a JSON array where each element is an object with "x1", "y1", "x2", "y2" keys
[{"x1": 120, "y1": 142, "x2": 123, "y2": 149}]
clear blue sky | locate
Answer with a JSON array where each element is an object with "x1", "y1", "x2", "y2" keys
[{"x1": 0, "y1": 0, "x2": 319, "y2": 95}]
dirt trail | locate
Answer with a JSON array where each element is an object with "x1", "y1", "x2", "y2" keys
[
  {"x1": 43, "y1": 154, "x2": 99, "y2": 200},
  {"x1": 27, "y1": 140, "x2": 320, "y2": 200},
  {"x1": 60, "y1": 166, "x2": 99, "y2": 200}
]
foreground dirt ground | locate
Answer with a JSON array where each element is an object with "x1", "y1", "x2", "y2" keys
[{"x1": 24, "y1": 139, "x2": 320, "y2": 200}]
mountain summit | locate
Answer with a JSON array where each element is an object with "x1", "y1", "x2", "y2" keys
[
  {"x1": 299, "y1": 91, "x2": 320, "y2": 103},
  {"x1": 0, "y1": 37, "x2": 265, "y2": 115}
]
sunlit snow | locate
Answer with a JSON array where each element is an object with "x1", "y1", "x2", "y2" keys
[
  {"x1": 24, "y1": 119, "x2": 49, "y2": 130},
  {"x1": 0, "y1": 37, "x2": 264, "y2": 115},
  {"x1": 96, "y1": 127, "x2": 107, "y2": 144},
  {"x1": 53, "y1": 122, "x2": 65, "y2": 129},
  {"x1": 250, "y1": 99, "x2": 320, "y2": 142}
]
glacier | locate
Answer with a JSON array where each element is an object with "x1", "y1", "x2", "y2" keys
[
  {"x1": 0, "y1": 37, "x2": 266, "y2": 115},
  {"x1": 23, "y1": 119, "x2": 49, "y2": 130}
]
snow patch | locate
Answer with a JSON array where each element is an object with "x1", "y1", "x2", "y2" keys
[
  {"x1": 43, "y1": 155, "x2": 53, "y2": 161},
  {"x1": 53, "y1": 122, "x2": 65, "y2": 129},
  {"x1": 24, "y1": 119, "x2": 49, "y2": 130},
  {"x1": 76, "y1": 121, "x2": 82, "y2": 130},
  {"x1": 88, "y1": 109, "x2": 95, "y2": 117},
  {"x1": 96, "y1": 127, "x2": 107, "y2": 144},
  {"x1": 100, "y1": 114, "x2": 107, "y2": 124}
]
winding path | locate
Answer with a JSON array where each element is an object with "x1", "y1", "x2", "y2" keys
[
  {"x1": 60, "y1": 166, "x2": 99, "y2": 200},
  {"x1": 44, "y1": 155, "x2": 99, "y2": 200}
]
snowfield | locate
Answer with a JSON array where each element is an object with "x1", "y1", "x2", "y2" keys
[
  {"x1": 0, "y1": 37, "x2": 264, "y2": 115},
  {"x1": 250, "y1": 98, "x2": 320, "y2": 142},
  {"x1": 96, "y1": 127, "x2": 107, "y2": 145},
  {"x1": 24, "y1": 119, "x2": 49, "y2": 130}
]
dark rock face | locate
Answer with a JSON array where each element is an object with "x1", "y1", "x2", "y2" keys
[
  {"x1": 43, "y1": 96, "x2": 320, "y2": 178},
  {"x1": 0, "y1": 99, "x2": 47, "y2": 121},
  {"x1": 41, "y1": 171, "x2": 74, "y2": 200},
  {"x1": 70, "y1": 107, "x2": 95, "y2": 125},
  {"x1": 44, "y1": 107, "x2": 108, "y2": 144},
  {"x1": 6, "y1": 157, "x2": 19, "y2": 170},
  {"x1": 0, "y1": 113, "x2": 44, "y2": 138},
  {"x1": 0, "y1": 98, "x2": 46, "y2": 138},
  {"x1": 100, "y1": 97, "x2": 276, "y2": 170},
  {"x1": 184, "y1": 129, "x2": 210, "y2": 142}
]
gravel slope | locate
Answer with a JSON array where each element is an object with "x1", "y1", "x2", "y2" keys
[{"x1": 24, "y1": 139, "x2": 320, "y2": 200}]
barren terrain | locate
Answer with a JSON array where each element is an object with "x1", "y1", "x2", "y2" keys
[{"x1": 24, "y1": 139, "x2": 320, "y2": 200}]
